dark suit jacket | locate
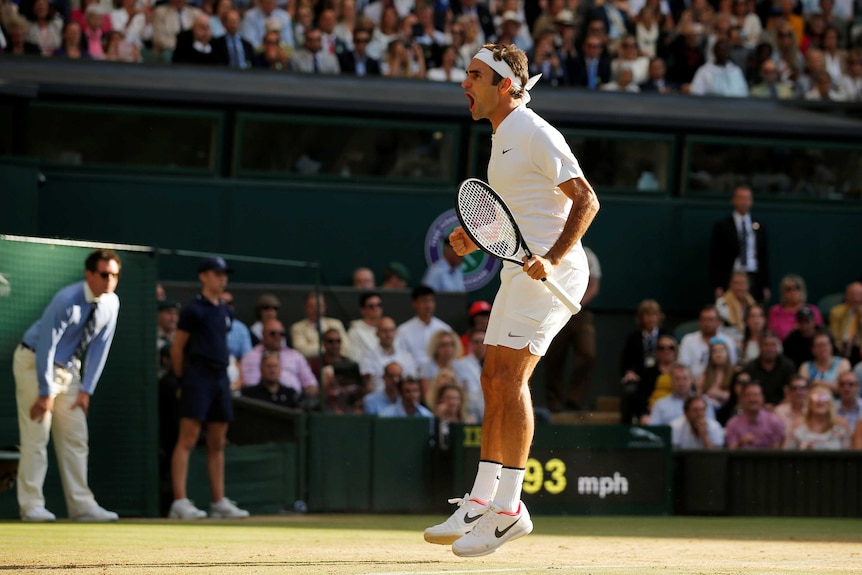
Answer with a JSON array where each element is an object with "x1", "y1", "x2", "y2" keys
[
  {"x1": 588, "y1": 4, "x2": 635, "y2": 38},
  {"x1": 619, "y1": 328, "x2": 673, "y2": 375},
  {"x1": 567, "y1": 54, "x2": 612, "y2": 88},
  {"x1": 212, "y1": 34, "x2": 254, "y2": 68},
  {"x1": 709, "y1": 214, "x2": 769, "y2": 299},
  {"x1": 172, "y1": 30, "x2": 221, "y2": 65},
  {"x1": 337, "y1": 51, "x2": 381, "y2": 76}
]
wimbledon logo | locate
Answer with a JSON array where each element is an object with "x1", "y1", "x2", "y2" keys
[{"x1": 424, "y1": 209, "x2": 500, "y2": 292}]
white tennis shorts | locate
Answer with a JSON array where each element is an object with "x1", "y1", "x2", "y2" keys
[{"x1": 484, "y1": 259, "x2": 589, "y2": 356}]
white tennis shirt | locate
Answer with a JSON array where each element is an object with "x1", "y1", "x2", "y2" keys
[{"x1": 487, "y1": 104, "x2": 586, "y2": 265}]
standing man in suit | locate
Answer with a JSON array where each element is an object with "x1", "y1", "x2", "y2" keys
[
  {"x1": 338, "y1": 28, "x2": 381, "y2": 76},
  {"x1": 13, "y1": 249, "x2": 122, "y2": 522},
  {"x1": 710, "y1": 185, "x2": 770, "y2": 303},
  {"x1": 213, "y1": 9, "x2": 253, "y2": 68}
]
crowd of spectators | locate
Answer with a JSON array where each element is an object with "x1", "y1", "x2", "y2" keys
[{"x1": 2, "y1": 0, "x2": 860, "y2": 100}]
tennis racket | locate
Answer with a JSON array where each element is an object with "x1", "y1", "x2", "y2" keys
[{"x1": 455, "y1": 178, "x2": 582, "y2": 315}]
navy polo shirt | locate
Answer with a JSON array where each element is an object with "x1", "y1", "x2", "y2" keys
[{"x1": 178, "y1": 294, "x2": 233, "y2": 368}]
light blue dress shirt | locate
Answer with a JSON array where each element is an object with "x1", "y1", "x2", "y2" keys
[
  {"x1": 421, "y1": 259, "x2": 466, "y2": 293},
  {"x1": 227, "y1": 318, "x2": 253, "y2": 360},
  {"x1": 21, "y1": 281, "x2": 120, "y2": 396}
]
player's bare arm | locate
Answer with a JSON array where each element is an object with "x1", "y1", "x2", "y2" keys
[
  {"x1": 523, "y1": 177, "x2": 600, "y2": 280},
  {"x1": 449, "y1": 226, "x2": 478, "y2": 257}
]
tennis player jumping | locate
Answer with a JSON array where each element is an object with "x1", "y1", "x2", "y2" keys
[{"x1": 424, "y1": 43, "x2": 600, "y2": 557}]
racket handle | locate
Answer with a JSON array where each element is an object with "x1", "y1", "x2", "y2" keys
[{"x1": 541, "y1": 277, "x2": 582, "y2": 315}]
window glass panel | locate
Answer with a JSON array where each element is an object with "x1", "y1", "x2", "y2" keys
[
  {"x1": 687, "y1": 139, "x2": 862, "y2": 200},
  {"x1": 26, "y1": 104, "x2": 220, "y2": 172},
  {"x1": 237, "y1": 115, "x2": 458, "y2": 183},
  {"x1": 471, "y1": 129, "x2": 672, "y2": 193}
]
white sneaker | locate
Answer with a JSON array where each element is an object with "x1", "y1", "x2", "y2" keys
[
  {"x1": 210, "y1": 497, "x2": 250, "y2": 519},
  {"x1": 451, "y1": 501, "x2": 533, "y2": 557},
  {"x1": 424, "y1": 493, "x2": 489, "y2": 545},
  {"x1": 21, "y1": 506, "x2": 56, "y2": 522},
  {"x1": 168, "y1": 498, "x2": 207, "y2": 519},
  {"x1": 74, "y1": 504, "x2": 119, "y2": 522}
]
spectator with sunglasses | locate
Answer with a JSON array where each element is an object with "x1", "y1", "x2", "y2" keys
[
  {"x1": 290, "y1": 291, "x2": 351, "y2": 360},
  {"x1": 308, "y1": 328, "x2": 364, "y2": 413},
  {"x1": 773, "y1": 375, "x2": 809, "y2": 436},
  {"x1": 240, "y1": 318, "x2": 318, "y2": 404},
  {"x1": 249, "y1": 293, "x2": 281, "y2": 346},
  {"x1": 784, "y1": 384, "x2": 852, "y2": 450},
  {"x1": 834, "y1": 372, "x2": 862, "y2": 431},
  {"x1": 347, "y1": 292, "x2": 384, "y2": 362},
  {"x1": 13, "y1": 249, "x2": 121, "y2": 522}
]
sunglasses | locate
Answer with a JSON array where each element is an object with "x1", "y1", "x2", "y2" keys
[
  {"x1": 657, "y1": 345, "x2": 676, "y2": 351},
  {"x1": 261, "y1": 305, "x2": 279, "y2": 310},
  {"x1": 99, "y1": 272, "x2": 120, "y2": 280},
  {"x1": 365, "y1": 302, "x2": 382, "y2": 308},
  {"x1": 267, "y1": 330, "x2": 286, "y2": 337},
  {"x1": 811, "y1": 393, "x2": 832, "y2": 403},
  {"x1": 324, "y1": 338, "x2": 342, "y2": 344}
]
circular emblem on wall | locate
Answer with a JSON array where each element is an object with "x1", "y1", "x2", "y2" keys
[{"x1": 425, "y1": 209, "x2": 500, "y2": 292}]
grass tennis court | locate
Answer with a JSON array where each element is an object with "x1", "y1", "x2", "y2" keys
[{"x1": 1, "y1": 515, "x2": 860, "y2": 574}]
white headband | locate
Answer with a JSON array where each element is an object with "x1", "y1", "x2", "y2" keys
[{"x1": 473, "y1": 47, "x2": 542, "y2": 104}]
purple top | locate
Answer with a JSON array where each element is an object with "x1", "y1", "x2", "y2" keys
[
  {"x1": 768, "y1": 303, "x2": 823, "y2": 341},
  {"x1": 726, "y1": 409, "x2": 786, "y2": 449}
]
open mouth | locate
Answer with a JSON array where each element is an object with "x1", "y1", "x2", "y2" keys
[{"x1": 465, "y1": 93, "x2": 475, "y2": 111}]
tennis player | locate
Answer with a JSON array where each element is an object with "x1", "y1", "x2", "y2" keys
[{"x1": 424, "y1": 43, "x2": 600, "y2": 557}]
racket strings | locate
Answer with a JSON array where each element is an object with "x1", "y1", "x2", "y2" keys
[{"x1": 458, "y1": 181, "x2": 520, "y2": 259}]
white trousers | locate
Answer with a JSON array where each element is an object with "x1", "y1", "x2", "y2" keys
[{"x1": 13, "y1": 346, "x2": 96, "y2": 517}]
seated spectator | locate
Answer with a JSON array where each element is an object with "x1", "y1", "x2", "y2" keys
[
  {"x1": 698, "y1": 339, "x2": 738, "y2": 410},
  {"x1": 109, "y1": 0, "x2": 149, "y2": 50},
  {"x1": 782, "y1": 307, "x2": 822, "y2": 368},
  {"x1": 240, "y1": 319, "x2": 318, "y2": 402},
  {"x1": 70, "y1": 0, "x2": 110, "y2": 34},
  {"x1": 251, "y1": 29, "x2": 289, "y2": 70},
  {"x1": 292, "y1": 1, "x2": 313, "y2": 46},
  {"x1": 366, "y1": 4, "x2": 399, "y2": 60},
  {"x1": 738, "y1": 304, "x2": 768, "y2": 364},
  {"x1": 173, "y1": 12, "x2": 220, "y2": 65},
  {"x1": 743, "y1": 332, "x2": 796, "y2": 406},
  {"x1": 829, "y1": 281, "x2": 862, "y2": 353},
  {"x1": 821, "y1": 25, "x2": 845, "y2": 86},
  {"x1": 529, "y1": 29, "x2": 568, "y2": 87},
  {"x1": 855, "y1": 419, "x2": 862, "y2": 449},
  {"x1": 363, "y1": 360, "x2": 403, "y2": 415},
  {"x1": 453, "y1": 328, "x2": 486, "y2": 423},
  {"x1": 689, "y1": 39, "x2": 749, "y2": 96},
  {"x1": 103, "y1": 29, "x2": 141, "y2": 62},
  {"x1": 80, "y1": 4, "x2": 106, "y2": 59},
  {"x1": 221, "y1": 291, "x2": 252, "y2": 370},
  {"x1": 805, "y1": 69, "x2": 846, "y2": 100},
  {"x1": 290, "y1": 27, "x2": 340, "y2": 73},
  {"x1": 726, "y1": 26, "x2": 750, "y2": 71},
  {"x1": 434, "y1": 382, "x2": 473, "y2": 423},
  {"x1": 730, "y1": 0, "x2": 761, "y2": 49},
  {"x1": 426, "y1": 44, "x2": 466, "y2": 82},
  {"x1": 240, "y1": 0, "x2": 293, "y2": 51},
  {"x1": 359, "y1": 316, "x2": 417, "y2": 392},
  {"x1": 671, "y1": 395, "x2": 725, "y2": 449},
  {"x1": 784, "y1": 384, "x2": 852, "y2": 449},
  {"x1": 768, "y1": 274, "x2": 823, "y2": 341},
  {"x1": 316, "y1": 7, "x2": 343, "y2": 56},
  {"x1": 749, "y1": 58, "x2": 795, "y2": 98},
  {"x1": 569, "y1": 34, "x2": 611, "y2": 89},
  {"x1": 396, "y1": 285, "x2": 453, "y2": 369},
  {"x1": 152, "y1": 0, "x2": 200, "y2": 61},
  {"x1": 647, "y1": 363, "x2": 716, "y2": 425},
  {"x1": 212, "y1": 8, "x2": 253, "y2": 69},
  {"x1": 796, "y1": 48, "x2": 828, "y2": 98},
  {"x1": 381, "y1": 37, "x2": 426, "y2": 78},
  {"x1": 418, "y1": 329, "x2": 462, "y2": 394},
  {"x1": 495, "y1": 10, "x2": 529, "y2": 52},
  {"x1": 203, "y1": 0, "x2": 231, "y2": 39},
  {"x1": 725, "y1": 381, "x2": 785, "y2": 449},
  {"x1": 241, "y1": 351, "x2": 300, "y2": 408},
  {"x1": 25, "y1": 0, "x2": 64, "y2": 56},
  {"x1": 310, "y1": 329, "x2": 364, "y2": 414},
  {"x1": 601, "y1": 67, "x2": 641, "y2": 91},
  {"x1": 716, "y1": 271, "x2": 755, "y2": 339},
  {"x1": 460, "y1": 300, "x2": 491, "y2": 357},
  {"x1": 627, "y1": 334, "x2": 678, "y2": 424},
  {"x1": 772, "y1": 22, "x2": 803, "y2": 85},
  {"x1": 773, "y1": 375, "x2": 809, "y2": 437},
  {"x1": 612, "y1": 35, "x2": 649, "y2": 84},
  {"x1": 53, "y1": 19, "x2": 87, "y2": 58},
  {"x1": 333, "y1": 0, "x2": 357, "y2": 49},
  {"x1": 638, "y1": 57, "x2": 673, "y2": 92},
  {"x1": 290, "y1": 291, "x2": 350, "y2": 360},
  {"x1": 378, "y1": 377, "x2": 434, "y2": 419},
  {"x1": 678, "y1": 305, "x2": 736, "y2": 380},
  {"x1": 381, "y1": 261, "x2": 410, "y2": 289},
  {"x1": 589, "y1": 0, "x2": 635, "y2": 55},
  {"x1": 835, "y1": 372, "x2": 862, "y2": 431},
  {"x1": 4, "y1": 15, "x2": 42, "y2": 55},
  {"x1": 666, "y1": 21, "x2": 705, "y2": 88},
  {"x1": 798, "y1": 331, "x2": 851, "y2": 395},
  {"x1": 840, "y1": 51, "x2": 862, "y2": 102},
  {"x1": 157, "y1": 300, "x2": 181, "y2": 378},
  {"x1": 307, "y1": 327, "x2": 352, "y2": 378},
  {"x1": 620, "y1": 299, "x2": 672, "y2": 383},
  {"x1": 337, "y1": 28, "x2": 381, "y2": 76},
  {"x1": 424, "y1": 366, "x2": 458, "y2": 410},
  {"x1": 421, "y1": 237, "x2": 465, "y2": 293},
  {"x1": 346, "y1": 292, "x2": 383, "y2": 362},
  {"x1": 351, "y1": 267, "x2": 376, "y2": 288}
]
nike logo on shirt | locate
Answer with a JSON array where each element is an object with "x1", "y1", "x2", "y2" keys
[{"x1": 495, "y1": 518, "x2": 520, "y2": 538}]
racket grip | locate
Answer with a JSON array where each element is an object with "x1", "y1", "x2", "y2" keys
[{"x1": 541, "y1": 277, "x2": 582, "y2": 315}]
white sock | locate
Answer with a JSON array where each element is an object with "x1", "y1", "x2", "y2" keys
[
  {"x1": 494, "y1": 467, "x2": 525, "y2": 513},
  {"x1": 469, "y1": 460, "x2": 501, "y2": 503}
]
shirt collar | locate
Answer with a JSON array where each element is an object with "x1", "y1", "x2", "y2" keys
[{"x1": 83, "y1": 282, "x2": 99, "y2": 304}]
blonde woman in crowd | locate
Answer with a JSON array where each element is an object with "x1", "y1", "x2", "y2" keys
[
  {"x1": 784, "y1": 384, "x2": 852, "y2": 449},
  {"x1": 698, "y1": 339, "x2": 737, "y2": 409}
]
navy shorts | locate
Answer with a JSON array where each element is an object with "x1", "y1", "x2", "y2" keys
[{"x1": 178, "y1": 362, "x2": 233, "y2": 423}]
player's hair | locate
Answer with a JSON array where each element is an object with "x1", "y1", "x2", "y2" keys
[
  {"x1": 85, "y1": 249, "x2": 121, "y2": 272},
  {"x1": 482, "y1": 43, "x2": 528, "y2": 99}
]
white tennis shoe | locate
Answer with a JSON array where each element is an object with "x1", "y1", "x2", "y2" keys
[
  {"x1": 424, "y1": 493, "x2": 489, "y2": 545},
  {"x1": 168, "y1": 498, "x2": 207, "y2": 519},
  {"x1": 210, "y1": 497, "x2": 250, "y2": 519},
  {"x1": 21, "y1": 506, "x2": 56, "y2": 522},
  {"x1": 451, "y1": 501, "x2": 533, "y2": 557}
]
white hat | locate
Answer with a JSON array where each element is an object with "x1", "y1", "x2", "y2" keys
[{"x1": 501, "y1": 10, "x2": 521, "y2": 24}]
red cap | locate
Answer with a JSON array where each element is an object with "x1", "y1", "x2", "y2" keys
[{"x1": 469, "y1": 301, "x2": 492, "y2": 317}]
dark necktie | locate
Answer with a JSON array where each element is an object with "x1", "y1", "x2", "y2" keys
[
  {"x1": 74, "y1": 302, "x2": 98, "y2": 360},
  {"x1": 739, "y1": 219, "x2": 748, "y2": 267},
  {"x1": 229, "y1": 35, "x2": 240, "y2": 68},
  {"x1": 313, "y1": 53, "x2": 320, "y2": 73},
  {"x1": 588, "y1": 60, "x2": 598, "y2": 89}
]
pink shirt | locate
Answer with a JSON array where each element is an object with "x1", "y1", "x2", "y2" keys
[
  {"x1": 86, "y1": 29, "x2": 105, "y2": 59},
  {"x1": 768, "y1": 303, "x2": 823, "y2": 341},
  {"x1": 240, "y1": 344, "x2": 317, "y2": 393},
  {"x1": 726, "y1": 409, "x2": 786, "y2": 449}
]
